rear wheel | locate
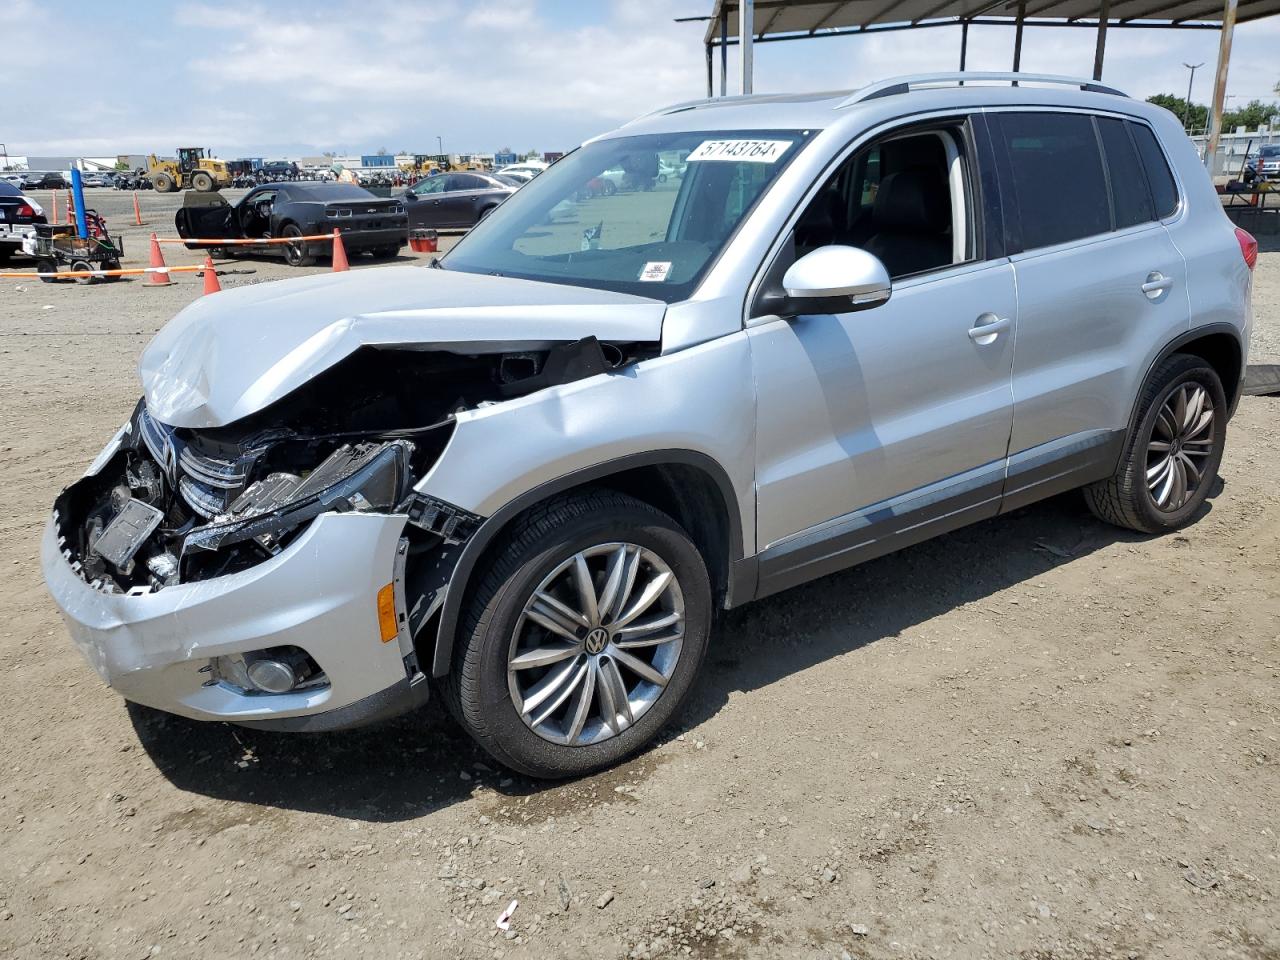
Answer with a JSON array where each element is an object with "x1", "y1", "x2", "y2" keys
[
  {"x1": 71, "y1": 259, "x2": 97, "y2": 284},
  {"x1": 36, "y1": 261, "x2": 58, "y2": 283},
  {"x1": 445, "y1": 491, "x2": 712, "y2": 779},
  {"x1": 1084, "y1": 353, "x2": 1226, "y2": 534},
  {"x1": 190, "y1": 171, "x2": 214, "y2": 192},
  {"x1": 370, "y1": 244, "x2": 399, "y2": 259},
  {"x1": 281, "y1": 224, "x2": 315, "y2": 267}
]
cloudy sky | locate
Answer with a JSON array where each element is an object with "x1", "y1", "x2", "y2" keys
[{"x1": 3, "y1": 0, "x2": 1277, "y2": 158}]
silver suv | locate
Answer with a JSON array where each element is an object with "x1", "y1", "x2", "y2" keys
[{"x1": 43, "y1": 74, "x2": 1256, "y2": 778}]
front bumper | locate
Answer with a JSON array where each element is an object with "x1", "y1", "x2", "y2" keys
[{"x1": 42, "y1": 509, "x2": 424, "y2": 728}]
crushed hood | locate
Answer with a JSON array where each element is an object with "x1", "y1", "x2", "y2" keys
[{"x1": 140, "y1": 265, "x2": 666, "y2": 428}]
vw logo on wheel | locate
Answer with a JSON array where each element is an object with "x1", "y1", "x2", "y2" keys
[{"x1": 584, "y1": 627, "x2": 609, "y2": 655}]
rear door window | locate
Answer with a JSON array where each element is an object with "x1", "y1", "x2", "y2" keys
[
  {"x1": 1097, "y1": 117, "x2": 1154, "y2": 229},
  {"x1": 993, "y1": 112, "x2": 1110, "y2": 251}
]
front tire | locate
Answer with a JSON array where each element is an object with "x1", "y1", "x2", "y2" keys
[
  {"x1": 153, "y1": 172, "x2": 175, "y2": 193},
  {"x1": 446, "y1": 491, "x2": 712, "y2": 779},
  {"x1": 1084, "y1": 353, "x2": 1226, "y2": 534}
]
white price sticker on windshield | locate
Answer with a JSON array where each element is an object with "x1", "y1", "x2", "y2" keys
[
  {"x1": 639, "y1": 261, "x2": 672, "y2": 282},
  {"x1": 686, "y1": 139, "x2": 792, "y2": 163}
]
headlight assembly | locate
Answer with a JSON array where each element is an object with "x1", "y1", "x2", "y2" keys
[{"x1": 182, "y1": 440, "x2": 413, "y2": 556}]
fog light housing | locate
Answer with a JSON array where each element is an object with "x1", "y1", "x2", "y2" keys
[
  {"x1": 247, "y1": 658, "x2": 297, "y2": 694},
  {"x1": 207, "y1": 646, "x2": 327, "y2": 695}
]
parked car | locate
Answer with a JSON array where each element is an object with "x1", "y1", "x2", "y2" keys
[
  {"x1": 0, "y1": 180, "x2": 46, "y2": 261},
  {"x1": 497, "y1": 161, "x2": 548, "y2": 180},
  {"x1": 43, "y1": 74, "x2": 1254, "y2": 779},
  {"x1": 0, "y1": 173, "x2": 24, "y2": 188},
  {"x1": 80, "y1": 172, "x2": 114, "y2": 188},
  {"x1": 258, "y1": 160, "x2": 301, "y2": 182},
  {"x1": 1247, "y1": 143, "x2": 1280, "y2": 180},
  {"x1": 22, "y1": 172, "x2": 69, "y2": 190},
  {"x1": 175, "y1": 182, "x2": 407, "y2": 266},
  {"x1": 402, "y1": 172, "x2": 515, "y2": 229}
]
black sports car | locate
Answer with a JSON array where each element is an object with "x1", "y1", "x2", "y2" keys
[{"x1": 175, "y1": 182, "x2": 408, "y2": 267}]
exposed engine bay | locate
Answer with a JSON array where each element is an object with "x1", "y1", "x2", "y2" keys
[{"x1": 53, "y1": 338, "x2": 643, "y2": 594}]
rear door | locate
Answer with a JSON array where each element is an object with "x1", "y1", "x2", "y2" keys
[{"x1": 988, "y1": 110, "x2": 1190, "y2": 509}]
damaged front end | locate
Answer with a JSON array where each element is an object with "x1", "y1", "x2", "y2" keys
[{"x1": 53, "y1": 335, "x2": 638, "y2": 597}]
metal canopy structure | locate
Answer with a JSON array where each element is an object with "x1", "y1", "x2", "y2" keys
[{"x1": 696, "y1": 0, "x2": 1279, "y2": 167}]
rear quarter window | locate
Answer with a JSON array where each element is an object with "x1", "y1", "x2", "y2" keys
[
  {"x1": 1128, "y1": 123, "x2": 1180, "y2": 220},
  {"x1": 1097, "y1": 117, "x2": 1154, "y2": 229}
]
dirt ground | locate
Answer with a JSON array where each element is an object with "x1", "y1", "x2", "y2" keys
[{"x1": 1, "y1": 190, "x2": 1277, "y2": 960}]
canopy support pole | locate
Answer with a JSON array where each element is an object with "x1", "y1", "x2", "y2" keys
[
  {"x1": 959, "y1": 19, "x2": 970, "y2": 70},
  {"x1": 705, "y1": 42, "x2": 713, "y2": 97},
  {"x1": 1012, "y1": 0, "x2": 1027, "y2": 73},
  {"x1": 1093, "y1": 0, "x2": 1110, "y2": 79},
  {"x1": 1204, "y1": 0, "x2": 1237, "y2": 171},
  {"x1": 740, "y1": 0, "x2": 754, "y2": 94},
  {"x1": 720, "y1": 10, "x2": 728, "y2": 96}
]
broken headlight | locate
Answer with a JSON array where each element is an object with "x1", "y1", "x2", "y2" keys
[{"x1": 182, "y1": 439, "x2": 413, "y2": 557}]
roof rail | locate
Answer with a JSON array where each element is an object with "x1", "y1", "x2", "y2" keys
[{"x1": 840, "y1": 72, "x2": 1128, "y2": 107}]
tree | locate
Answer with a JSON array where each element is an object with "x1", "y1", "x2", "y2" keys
[
  {"x1": 376, "y1": 147, "x2": 389, "y2": 156},
  {"x1": 1221, "y1": 99, "x2": 1279, "y2": 131},
  {"x1": 1146, "y1": 94, "x2": 1207, "y2": 133}
]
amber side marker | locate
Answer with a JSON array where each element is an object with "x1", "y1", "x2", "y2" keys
[{"x1": 376, "y1": 583, "x2": 398, "y2": 643}]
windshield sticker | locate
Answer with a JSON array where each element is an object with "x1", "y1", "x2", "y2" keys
[
  {"x1": 686, "y1": 139, "x2": 792, "y2": 164},
  {"x1": 639, "y1": 261, "x2": 672, "y2": 282}
]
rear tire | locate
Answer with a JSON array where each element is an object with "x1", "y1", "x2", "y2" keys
[
  {"x1": 1083, "y1": 353, "x2": 1226, "y2": 534},
  {"x1": 444, "y1": 491, "x2": 712, "y2": 779},
  {"x1": 191, "y1": 171, "x2": 214, "y2": 192},
  {"x1": 281, "y1": 224, "x2": 315, "y2": 267},
  {"x1": 36, "y1": 261, "x2": 58, "y2": 283},
  {"x1": 71, "y1": 259, "x2": 96, "y2": 284}
]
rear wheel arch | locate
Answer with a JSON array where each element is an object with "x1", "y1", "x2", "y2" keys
[
  {"x1": 1126, "y1": 324, "x2": 1244, "y2": 443},
  {"x1": 417, "y1": 451, "x2": 743, "y2": 679}
]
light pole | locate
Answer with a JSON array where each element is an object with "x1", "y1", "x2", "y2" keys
[
  {"x1": 1183, "y1": 62, "x2": 1203, "y2": 133},
  {"x1": 437, "y1": 136, "x2": 444, "y2": 160}
]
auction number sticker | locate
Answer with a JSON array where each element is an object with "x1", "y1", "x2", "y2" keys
[
  {"x1": 686, "y1": 139, "x2": 792, "y2": 163},
  {"x1": 639, "y1": 261, "x2": 672, "y2": 282}
]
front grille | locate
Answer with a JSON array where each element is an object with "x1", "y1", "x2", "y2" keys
[
  {"x1": 179, "y1": 446, "x2": 246, "y2": 489},
  {"x1": 178, "y1": 476, "x2": 232, "y2": 519}
]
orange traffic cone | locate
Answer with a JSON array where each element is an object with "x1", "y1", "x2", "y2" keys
[
  {"x1": 331, "y1": 228, "x2": 349, "y2": 272},
  {"x1": 201, "y1": 255, "x2": 221, "y2": 295},
  {"x1": 145, "y1": 232, "x2": 173, "y2": 287},
  {"x1": 132, "y1": 191, "x2": 143, "y2": 226}
]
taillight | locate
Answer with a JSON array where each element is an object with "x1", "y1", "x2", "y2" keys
[
  {"x1": 16, "y1": 203, "x2": 34, "y2": 218},
  {"x1": 1235, "y1": 226, "x2": 1257, "y2": 271}
]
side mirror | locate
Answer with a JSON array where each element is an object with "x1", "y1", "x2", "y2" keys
[{"x1": 780, "y1": 245, "x2": 892, "y2": 310}]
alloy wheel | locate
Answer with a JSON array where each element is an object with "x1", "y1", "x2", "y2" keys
[
  {"x1": 1146, "y1": 382, "x2": 1215, "y2": 511},
  {"x1": 506, "y1": 543, "x2": 685, "y2": 747}
]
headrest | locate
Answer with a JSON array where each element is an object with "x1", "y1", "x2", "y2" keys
[{"x1": 872, "y1": 170, "x2": 947, "y2": 232}]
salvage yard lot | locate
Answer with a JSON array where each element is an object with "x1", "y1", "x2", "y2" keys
[{"x1": 0, "y1": 192, "x2": 1277, "y2": 960}]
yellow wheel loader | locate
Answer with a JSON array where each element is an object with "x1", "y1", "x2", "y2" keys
[{"x1": 147, "y1": 147, "x2": 232, "y2": 193}]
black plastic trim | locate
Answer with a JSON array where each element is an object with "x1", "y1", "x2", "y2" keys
[
  {"x1": 754, "y1": 472, "x2": 1004, "y2": 601},
  {"x1": 1000, "y1": 429, "x2": 1126, "y2": 514},
  {"x1": 428, "y1": 449, "x2": 744, "y2": 677},
  {"x1": 234, "y1": 673, "x2": 430, "y2": 733}
]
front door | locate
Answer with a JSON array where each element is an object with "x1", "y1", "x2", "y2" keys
[{"x1": 749, "y1": 120, "x2": 1017, "y2": 596}]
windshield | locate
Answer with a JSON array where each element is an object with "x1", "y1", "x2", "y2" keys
[{"x1": 442, "y1": 129, "x2": 811, "y2": 302}]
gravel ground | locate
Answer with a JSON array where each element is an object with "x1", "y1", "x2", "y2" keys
[{"x1": 1, "y1": 191, "x2": 1277, "y2": 960}]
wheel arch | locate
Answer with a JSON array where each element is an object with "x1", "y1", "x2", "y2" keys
[
  {"x1": 1127, "y1": 324, "x2": 1244, "y2": 443},
  {"x1": 422, "y1": 450, "x2": 743, "y2": 678}
]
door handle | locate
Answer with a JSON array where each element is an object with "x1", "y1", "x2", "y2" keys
[
  {"x1": 1142, "y1": 271, "x2": 1174, "y2": 299},
  {"x1": 968, "y1": 314, "x2": 1011, "y2": 343}
]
